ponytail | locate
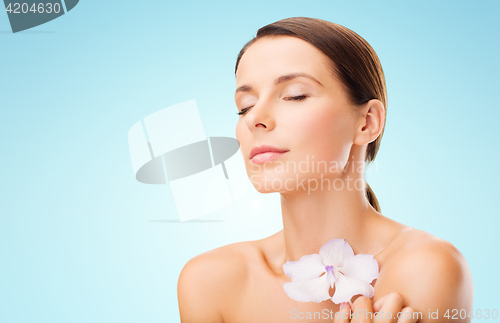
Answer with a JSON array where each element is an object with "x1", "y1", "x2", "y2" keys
[{"x1": 365, "y1": 182, "x2": 380, "y2": 213}]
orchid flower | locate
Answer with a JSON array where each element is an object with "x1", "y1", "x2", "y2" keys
[{"x1": 282, "y1": 239, "x2": 379, "y2": 304}]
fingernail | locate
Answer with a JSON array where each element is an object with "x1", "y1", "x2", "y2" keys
[{"x1": 340, "y1": 302, "x2": 348, "y2": 310}]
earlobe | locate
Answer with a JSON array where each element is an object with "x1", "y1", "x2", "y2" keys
[{"x1": 353, "y1": 99, "x2": 385, "y2": 145}]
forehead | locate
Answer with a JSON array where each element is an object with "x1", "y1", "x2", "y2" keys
[{"x1": 235, "y1": 36, "x2": 333, "y2": 86}]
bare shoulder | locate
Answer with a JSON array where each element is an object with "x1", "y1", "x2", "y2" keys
[
  {"x1": 377, "y1": 228, "x2": 474, "y2": 322},
  {"x1": 177, "y1": 240, "x2": 262, "y2": 322},
  {"x1": 385, "y1": 228, "x2": 468, "y2": 264}
]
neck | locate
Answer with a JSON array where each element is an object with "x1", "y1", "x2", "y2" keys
[{"x1": 280, "y1": 169, "x2": 379, "y2": 263}]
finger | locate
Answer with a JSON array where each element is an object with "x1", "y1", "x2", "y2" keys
[
  {"x1": 395, "y1": 307, "x2": 419, "y2": 323},
  {"x1": 333, "y1": 302, "x2": 351, "y2": 323},
  {"x1": 374, "y1": 292, "x2": 404, "y2": 322},
  {"x1": 350, "y1": 296, "x2": 374, "y2": 322},
  {"x1": 373, "y1": 293, "x2": 392, "y2": 313},
  {"x1": 372, "y1": 292, "x2": 402, "y2": 313}
]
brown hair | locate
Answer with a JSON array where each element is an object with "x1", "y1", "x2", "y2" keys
[{"x1": 234, "y1": 17, "x2": 387, "y2": 213}]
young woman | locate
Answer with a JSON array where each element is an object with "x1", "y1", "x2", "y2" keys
[{"x1": 178, "y1": 17, "x2": 474, "y2": 322}]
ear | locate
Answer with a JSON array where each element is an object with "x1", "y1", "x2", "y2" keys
[{"x1": 353, "y1": 99, "x2": 385, "y2": 146}]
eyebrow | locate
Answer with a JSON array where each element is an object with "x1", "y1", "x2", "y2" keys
[{"x1": 235, "y1": 72, "x2": 323, "y2": 94}]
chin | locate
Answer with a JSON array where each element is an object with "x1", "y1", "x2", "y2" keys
[{"x1": 248, "y1": 172, "x2": 297, "y2": 194}]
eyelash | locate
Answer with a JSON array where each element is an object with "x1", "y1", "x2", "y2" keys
[{"x1": 236, "y1": 95, "x2": 309, "y2": 116}]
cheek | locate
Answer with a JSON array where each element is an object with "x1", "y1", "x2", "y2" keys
[
  {"x1": 235, "y1": 119, "x2": 246, "y2": 145},
  {"x1": 235, "y1": 119, "x2": 252, "y2": 165},
  {"x1": 287, "y1": 106, "x2": 353, "y2": 162}
]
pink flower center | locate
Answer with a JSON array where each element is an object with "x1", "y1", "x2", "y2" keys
[{"x1": 325, "y1": 265, "x2": 337, "y2": 287}]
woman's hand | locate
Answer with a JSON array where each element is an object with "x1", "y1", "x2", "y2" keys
[{"x1": 334, "y1": 292, "x2": 418, "y2": 322}]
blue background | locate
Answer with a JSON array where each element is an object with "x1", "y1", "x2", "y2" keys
[{"x1": 1, "y1": 1, "x2": 499, "y2": 322}]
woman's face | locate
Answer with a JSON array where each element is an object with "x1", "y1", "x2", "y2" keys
[{"x1": 235, "y1": 36, "x2": 361, "y2": 194}]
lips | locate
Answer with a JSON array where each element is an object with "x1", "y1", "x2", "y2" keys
[
  {"x1": 249, "y1": 145, "x2": 289, "y2": 160},
  {"x1": 251, "y1": 151, "x2": 288, "y2": 164}
]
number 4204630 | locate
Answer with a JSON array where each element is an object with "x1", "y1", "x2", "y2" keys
[
  {"x1": 443, "y1": 309, "x2": 498, "y2": 320},
  {"x1": 5, "y1": 3, "x2": 62, "y2": 14}
]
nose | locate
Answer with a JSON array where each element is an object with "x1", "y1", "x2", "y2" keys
[{"x1": 244, "y1": 99, "x2": 276, "y2": 132}]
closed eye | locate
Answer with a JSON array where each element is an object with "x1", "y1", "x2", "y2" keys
[
  {"x1": 237, "y1": 106, "x2": 253, "y2": 116},
  {"x1": 236, "y1": 95, "x2": 309, "y2": 116},
  {"x1": 284, "y1": 94, "x2": 308, "y2": 101}
]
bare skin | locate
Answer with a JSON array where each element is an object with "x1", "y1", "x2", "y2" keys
[
  {"x1": 179, "y1": 223, "x2": 472, "y2": 322},
  {"x1": 178, "y1": 36, "x2": 474, "y2": 322}
]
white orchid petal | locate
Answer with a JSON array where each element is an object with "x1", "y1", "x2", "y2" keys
[
  {"x1": 330, "y1": 274, "x2": 375, "y2": 304},
  {"x1": 319, "y1": 239, "x2": 354, "y2": 266},
  {"x1": 283, "y1": 254, "x2": 326, "y2": 282},
  {"x1": 339, "y1": 254, "x2": 379, "y2": 283},
  {"x1": 283, "y1": 275, "x2": 332, "y2": 303}
]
